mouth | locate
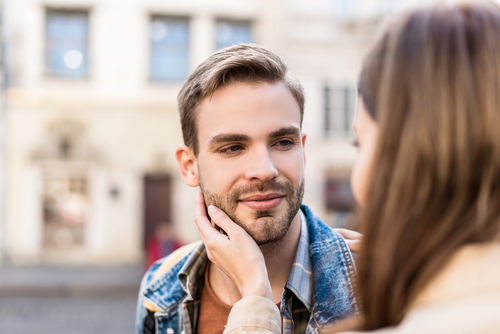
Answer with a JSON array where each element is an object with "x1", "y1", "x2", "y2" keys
[{"x1": 238, "y1": 193, "x2": 285, "y2": 211}]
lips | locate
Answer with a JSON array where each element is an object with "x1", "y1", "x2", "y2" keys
[{"x1": 239, "y1": 193, "x2": 285, "y2": 211}]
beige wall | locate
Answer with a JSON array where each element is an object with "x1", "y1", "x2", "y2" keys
[{"x1": 2, "y1": 0, "x2": 440, "y2": 265}]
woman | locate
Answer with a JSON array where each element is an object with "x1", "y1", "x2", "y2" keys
[{"x1": 195, "y1": 1, "x2": 500, "y2": 333}]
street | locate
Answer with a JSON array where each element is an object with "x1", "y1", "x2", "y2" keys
[
  {"x1": 0, "y1": 296, "x2": 137, "y2": 334},
  {"x1": 0, "y1": 266, "x2": 142, "y2": 334}
]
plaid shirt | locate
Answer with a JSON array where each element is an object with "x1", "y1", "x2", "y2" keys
[{"x1": 136, "y1": 205, "x2": 358, "y2": 334}]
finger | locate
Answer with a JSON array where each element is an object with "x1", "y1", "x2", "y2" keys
[
  {"x1": 207, "y1": 205, "x2": 246, "y2": 236},
  {"x1": 194, "y1": 192, "x2": 221, "y2": 241},
  {"x1": 335, "y1": 228, "x2": 363, "y2": 241},
  {"x1": 195, "y1": 191, "x2": 208, "y2": 221},
  {"x1": 346, "y1": 239, "x2": 362, "y2": 253}
]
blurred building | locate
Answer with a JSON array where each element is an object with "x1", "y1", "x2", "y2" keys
[
  {"x1": 0, "y1": 0, "x2": 434, "y2": 266},
  {"x1": 0, "y1": 0, "x2": 6, "y2": 265}
]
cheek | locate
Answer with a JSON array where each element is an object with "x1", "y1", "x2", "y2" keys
[
  {"x1": 275, "y1": 153, "x2": 304, "y2": 183},
  {"x1": 199, "y1": 160, "x2": 239, "y2": 193},
  {"x1": 350, "y1": 149, "x2": 372, "y2": 208},
  {"x1": 350, "y1": 160, "x2": 363, "y2": 207}
]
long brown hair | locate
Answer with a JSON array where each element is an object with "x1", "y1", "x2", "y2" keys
[{"x1": 353, "y1": 1, "x2": 500, "y2": 330}]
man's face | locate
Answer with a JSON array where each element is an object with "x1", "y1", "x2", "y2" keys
[{"x1": 195, "y1": 81, "x2": 306, "y2": 245}]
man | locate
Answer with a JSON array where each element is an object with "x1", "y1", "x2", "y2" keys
[{"x1": 136, "y1": 44, "x2": 359, "y2": 334}]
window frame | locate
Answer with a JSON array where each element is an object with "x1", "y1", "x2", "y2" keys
[
  {"x1": 149, "y1": 15, "x2": 190, "y2": 83},
  {"x1": 45, "y1": 7, "x2": 90, "y2": 79},
  {"x1": 215, "y1": 18, "x2": 253, "y2": 51},
  {"x1": 323, "y1": 84, "x2": 358, "y2": 139}
]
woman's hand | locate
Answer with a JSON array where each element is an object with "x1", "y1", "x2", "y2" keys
[
  {"x1": 334, "y1": 228, "x2": 363, "y2": 253},
  {"x1": 195, "y1": 192, "x2": 272, "y2": 301}
]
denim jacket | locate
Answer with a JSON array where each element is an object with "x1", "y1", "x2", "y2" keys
[{"x1": 136, "y1": 205, "x2": 359, "y2": 334}]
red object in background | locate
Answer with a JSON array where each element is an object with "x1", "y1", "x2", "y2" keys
[{"x1": 145, "y1": 223, "x2": 183, "y2": 270}]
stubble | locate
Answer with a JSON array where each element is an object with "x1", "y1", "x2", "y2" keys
[{"x1": 199, "y1": 172, "x2": 304, "y2": 245}]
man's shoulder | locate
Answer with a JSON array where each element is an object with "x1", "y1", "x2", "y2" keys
[
  {"x1": 300, "y1": 204, "x2": 353, "y2": 268},
  {"x1": 141, "y1": 240, "x2": 203, "y2": 291},
  {"x1": 138, "y1": 240, "x2": 203, "y2": 315},
  {"x1": 300, "y1": 204, "x2": 343, "y2": 243}
]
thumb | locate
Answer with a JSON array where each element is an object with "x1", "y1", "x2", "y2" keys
[{"x1": 207, "y1": 205, "x2": 243, "y2": 236}]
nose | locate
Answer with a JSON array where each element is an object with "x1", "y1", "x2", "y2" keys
[{"x1": 244, "y1": 146, "x2": 279, "y2": 182}]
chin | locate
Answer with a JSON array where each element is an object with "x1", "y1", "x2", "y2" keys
[{"x1": 240, "y1": 215, "x2": 291, "y2": 246}]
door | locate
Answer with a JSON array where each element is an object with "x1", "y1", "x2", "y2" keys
[{"x1": 143, "y1": 174, "x2": 172, "y2": 249}]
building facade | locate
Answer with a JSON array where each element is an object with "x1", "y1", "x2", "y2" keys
[{"x1": 1, "y1": 0, "x2": 435, "y2": 266}]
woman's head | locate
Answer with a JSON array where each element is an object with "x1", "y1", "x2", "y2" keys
[{"x1": 353, "y1": 1, "x2": 500, "y2": 330}]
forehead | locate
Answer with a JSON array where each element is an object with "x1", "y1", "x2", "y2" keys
[{"x1": 196, "y1": 81, "x2": 301, "y2": 144}]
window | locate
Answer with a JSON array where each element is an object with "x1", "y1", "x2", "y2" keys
[
  {"x1": 150, "y1": 17, "x2": 189, "y2": 82},
  {"x1": 46, "y1": 9, "x2": 89, "y2": 78},
  {"x1": 323, "y1": 85, "x2": 357, "y2": 138},
  {"x1": 216, "y1": 20, "x2": 252, "y2": 50},
  {"x1": 332, "y1": 0, "x2": 358, "y2": 21}
]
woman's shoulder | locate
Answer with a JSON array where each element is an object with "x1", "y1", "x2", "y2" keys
[
  {"x1": 391, "y1": 295, "x2": 500, "y2": 334},
  {"x1": 338, "y1": 295, "x2": 500, "y2": 334},
  {"x1": 389, "y1": 242, "x2": 500, "y2": 334},
  {"x1": 411, "y1": 242, "x2": 500, "y2": 308}
]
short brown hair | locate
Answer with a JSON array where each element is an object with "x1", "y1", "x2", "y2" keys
[{"x1": 177, "y1": 43, "x2": 305, "y2": 155}]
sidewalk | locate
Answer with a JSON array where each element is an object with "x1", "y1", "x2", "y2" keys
[
  {"x1": 0, "y1": 266, "x2": 143, "y2": 298},
  {"x1": 0, "y1": 266, "x2": 143, "y2": 334}
]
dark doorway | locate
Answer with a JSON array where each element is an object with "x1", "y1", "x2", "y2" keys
[
  {"x1": 324, "y1": 177, "x2": 355, "y2": 212},
  {"x1": 324, "y1": 177, "x2": 357, "y2": 229},
  {"x1": 143, "y1": 174, "x2": 172, "y2": 249}
]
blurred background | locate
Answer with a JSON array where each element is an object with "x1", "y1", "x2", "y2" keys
[{"x1": 0, "y1": 0, "x2": 462, "y2": 332}]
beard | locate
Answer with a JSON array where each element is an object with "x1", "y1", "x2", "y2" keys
[{"x1": 199, "y1": 173, "x2": 305, "y2": 246}]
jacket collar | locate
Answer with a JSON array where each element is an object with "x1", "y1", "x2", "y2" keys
[
  {"x1": 177, "y1": 242, "x2": 208, "y2": 300},
  {"x1": 301, "y1": 204, "x2": 360, "y2": 327},
  {"x1": 143, "y1": 241, "x2": 206, "y2": 314}
]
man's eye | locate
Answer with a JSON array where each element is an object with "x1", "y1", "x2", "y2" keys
[
  {"x1": 219, "y1": 145, "x2": 242, "y2": 154},
  {"x1": 275, "y1": 140, "x2": 294, "y2": 148}
]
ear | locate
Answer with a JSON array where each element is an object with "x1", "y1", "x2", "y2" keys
[
  {"x1": 175, "y1": 145, "x2": 199, "y2": 187},
  {"x1": 301, "y1": 132, "x2": 307, "y2": 165}
]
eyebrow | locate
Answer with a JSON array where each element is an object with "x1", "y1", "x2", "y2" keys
[
  {"x1": 268, "y1": 126, "x2": 301, "y2": 139},
  {"x1": 206, "y1": 126, "x2": 301, "y2": 148},
  {"x1": 207, "y1": 133, "x2": 252, "y2": 147}
]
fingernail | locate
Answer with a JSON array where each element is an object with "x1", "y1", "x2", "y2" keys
[{"x1": 208, "y1": 205, "x2": 217, "y2": 214}]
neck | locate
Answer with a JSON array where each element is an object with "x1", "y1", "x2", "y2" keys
[{"x1": 209, "y1": 211, "x2": 302, "y2": 305}]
